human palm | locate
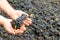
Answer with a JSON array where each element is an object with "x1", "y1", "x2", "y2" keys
[{"x1": 3, "y1": 19, "x2": 15, "y2": 34}]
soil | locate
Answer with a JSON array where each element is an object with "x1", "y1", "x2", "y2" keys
[
  {"x1": 0, "y1": 0, "x2": 60, "y2": 40},
  {"x1": 11, "y1": 14, "x2": 27, "y2": 29}
]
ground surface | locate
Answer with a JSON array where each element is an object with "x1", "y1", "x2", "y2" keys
[{"x1": 0, "y1": 0, "x2": 60, "y2": 40}]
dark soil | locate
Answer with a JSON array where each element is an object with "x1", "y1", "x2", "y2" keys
[
  {"x1": 0, "y1": 0, "x2": 60, "y2": 40},
  {"x1": 11, "y1": 14, "x2": 27, "y2": 29}
]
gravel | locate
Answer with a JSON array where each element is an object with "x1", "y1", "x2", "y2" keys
[{"x1": 0, "y1": 0, "x2": 60, "y2": 40}]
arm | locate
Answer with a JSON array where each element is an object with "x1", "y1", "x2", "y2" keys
[
  {"x1": 0, "y1": 0, "x2": 32, "y2": 26},
  {"x1": 0, "y1": 15, "x2": 26, "y2": 34},
  {"x1": 0, "y1": 15, "x2": 16, "y2": 34},
  {"x1": 0, "y1": 15, "x2": 7, "y2": 25},
  {"x1": 0, "y1": 0, "x2": 32, "y2": 34},
  {"x1": 0, "y1": 0, "x2": 28, "y2": 19},
  {"x1": 0, "y1": 0, "x2": 15, "y2": 18}
]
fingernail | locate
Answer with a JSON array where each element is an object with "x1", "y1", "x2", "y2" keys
[{"x1": 24, "y1": 28, "x2": 26, "y2": 30}]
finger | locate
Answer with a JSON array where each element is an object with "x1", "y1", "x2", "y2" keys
[
  {"x1": 16, "y1": 10, "x2": 29, "y2": 17},
  {"x1": 20, "y1": 10, "x2": 29, "y2": 16},
  {"x1": 20, "y1": 24, "x2": 26, "y2": 31},
  {"x1": 3, "y1": 23, "x2": 15, "y2": 35},
  {"x1": 14, "y1": 24, "x2": 26, "y2": 34},
  {"x1": 24, "y1": 13, "x2": 29, "y2": 17},
  {"x1": 23, "y1": 21, "x2": 29, "y2": 26},
  {"x1": 24, "y1": 20, "x2": 32, "y2": 25},
  {"x1": 26, "y1": 18, "x2": 32, "y2": 22},
  {"x1": 14, "y1": 29, "x2": 24, "y2": 34}
]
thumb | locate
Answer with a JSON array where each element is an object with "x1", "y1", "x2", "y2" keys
[
  {"x1": 3, "y1": 20, "x2": 15, "y2": 35},
  {"x1": 16, "y1": 10, "x2": 29, "y2": 17}
]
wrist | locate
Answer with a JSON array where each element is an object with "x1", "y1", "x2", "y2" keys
[
  {"x1": 0, "y1": 15, "x2": 7, "y2": 25},
  {"x1": 8, "y1": 10, "x2": 21, "y2": 20},
  {"x1": 7, "y1": 9, "x2": 15, "y2": 17},
  {"x1": 7, "y1": 10, "x2": 17, "y2": 19}
]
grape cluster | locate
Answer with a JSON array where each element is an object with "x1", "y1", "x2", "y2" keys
[{"x1": 11, "y1": 14, "x2": 27, "y2": 29}]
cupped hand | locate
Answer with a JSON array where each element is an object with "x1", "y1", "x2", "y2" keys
[
  {"x1": 10, "y1": 10, "x2": 32, "y2": 34},
  {"x1": 3, "y1": 19, "x2": 15, "y2": 34},
  {"x1": 3, "y1": 19, "x2": 26, "y2": 35}
]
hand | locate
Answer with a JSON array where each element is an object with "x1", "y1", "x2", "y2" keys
[
  {"x1": 3, "y1": 19, "x2": 15, "y2": 34},
  {"x1": 3, "y1": 19, "x2": 26, "y2": 35},
  {"x1": 9, "y1": 10, "x2": 32, "y2": 34}
]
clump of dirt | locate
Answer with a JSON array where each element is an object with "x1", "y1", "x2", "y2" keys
[{"x1": 11, "y1": 14, "x2": 27, "y2": 29}]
